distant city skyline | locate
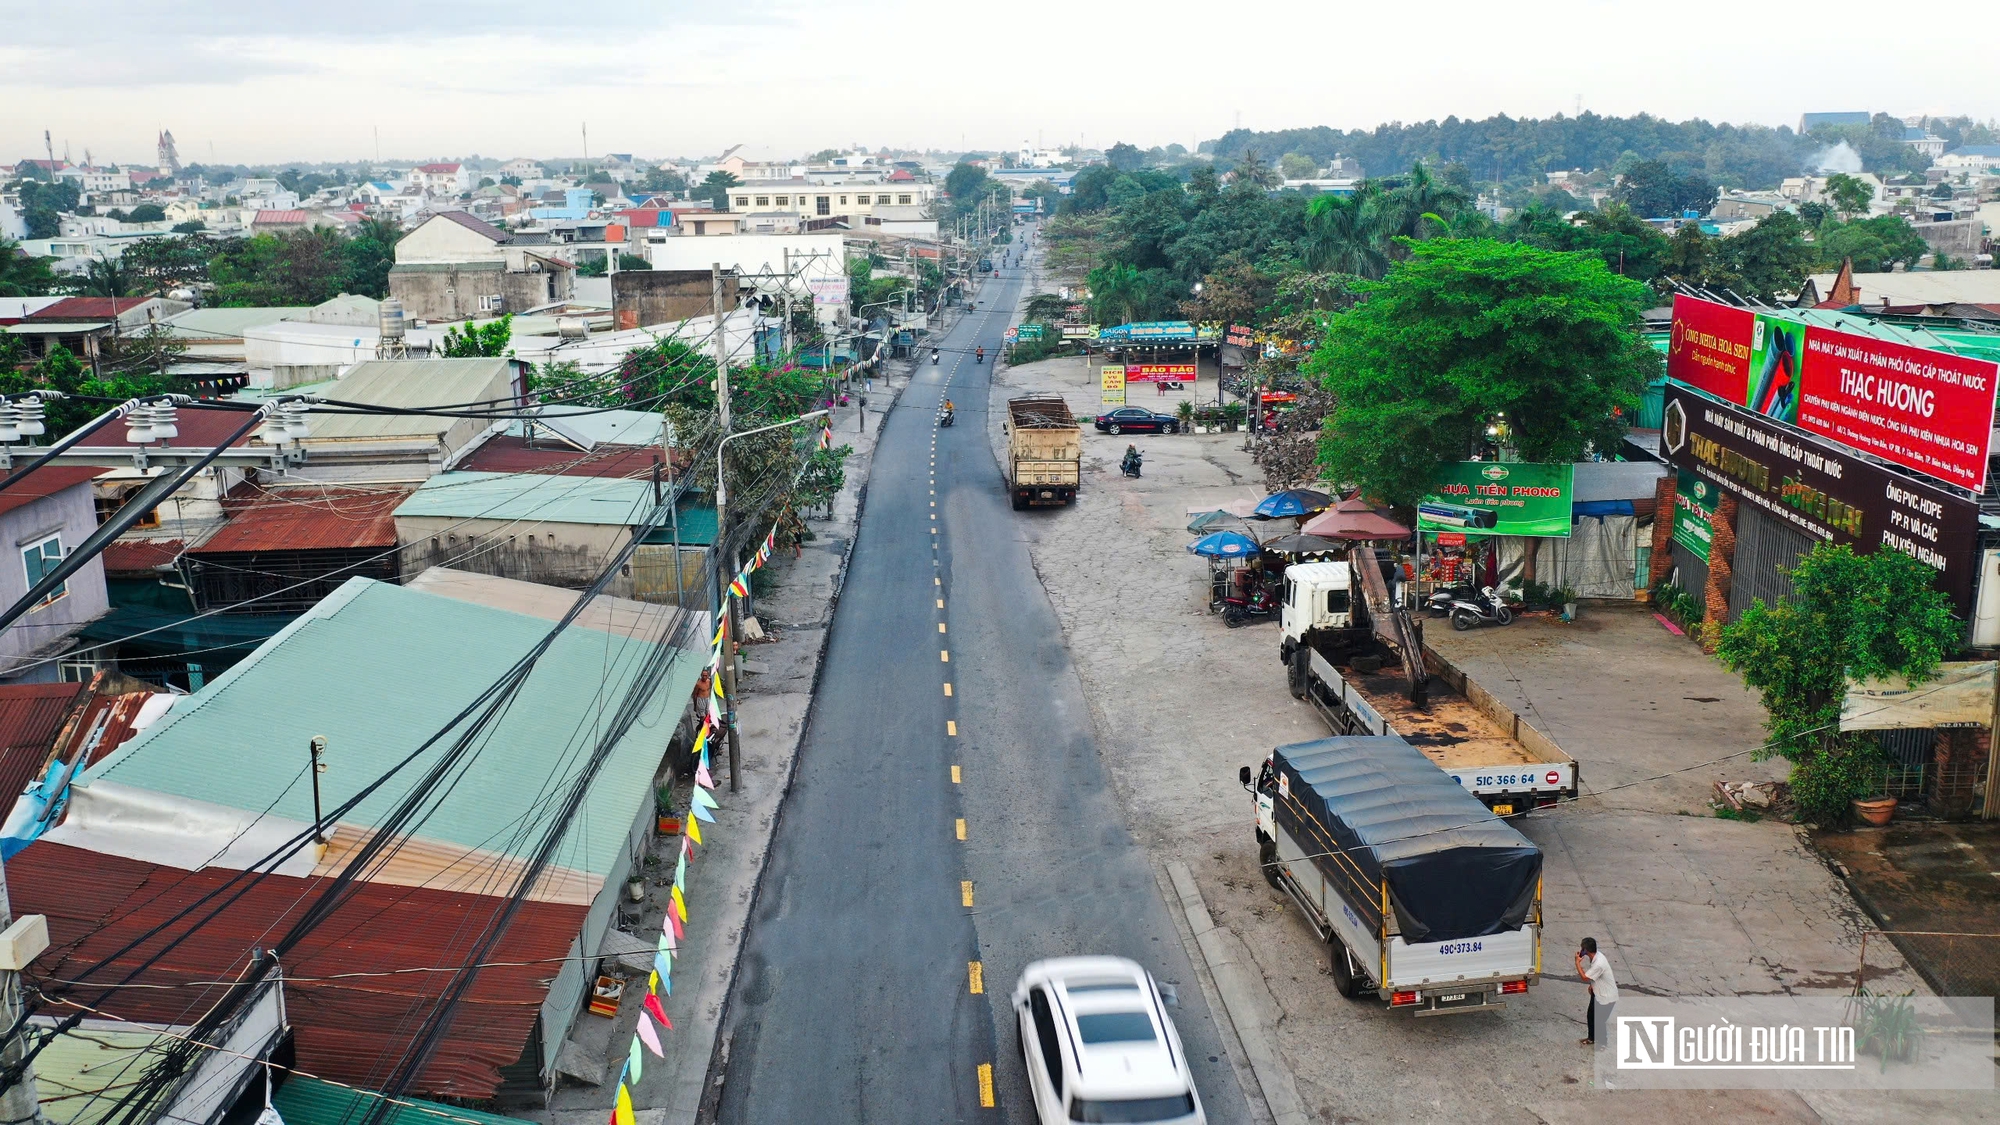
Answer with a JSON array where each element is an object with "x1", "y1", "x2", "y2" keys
[{"x1": 3, "y1": 0, "x2": 1995, "y2": 167}]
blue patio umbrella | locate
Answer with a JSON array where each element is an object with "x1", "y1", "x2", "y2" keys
[
  {"x1": 1187, "y1": 531, "x2": 1262, "y2": 558},
  {"x1": 1254, "y1": 489, "x2": 1332, "y2": 520}
]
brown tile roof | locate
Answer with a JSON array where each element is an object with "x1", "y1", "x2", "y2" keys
[
  {"x1": 251, "y1": 210, "x2": 310, "y2": 224},
  {"x1": 457, "y1": 436, "x2": 664, "y2": 480},
  {"x1": 0, "y1": 465, "x2": 103, "y2": 518},
  {"x1": 24, "y1": 297, "x2": 149, "y2": 321},
  {"x1": 434, "y1": 210, "x2": 509, "y2": 243},
  {"x1": 102, "y1": 539, "x2": 184, "y2": 573},
  {"x1": 71, "y1": 405, "x2": 262, "y2": 451},
  {"x1": 190, "y1": 483, "x2": 413, "y2": 555}
]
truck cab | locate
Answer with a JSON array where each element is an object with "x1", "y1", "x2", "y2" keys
[{"x1": 1279, "y1": 561, "x2": 1365, "y2": 665}]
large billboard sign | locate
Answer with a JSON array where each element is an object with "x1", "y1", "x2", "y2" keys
[
  {"x1": 1661, "y1": 382, "x2": 1979, "y2": 613},
  {"x1": 1415, "y1": 462, "x2": 1574, "y2": 538},
  {"x1": 1666, "y1": 296, "x2": 1998, "y2": 491}
]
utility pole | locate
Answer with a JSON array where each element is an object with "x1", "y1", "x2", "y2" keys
[
  {"x1": 0, "y1": 857, "x2": 46, "y2": 1125},
  {"x1": 781, "y1": 248, "x2": 793, "y2": 359},
  {"x1": 710, "y1": 263, "x2": 741, "y2": 792}
]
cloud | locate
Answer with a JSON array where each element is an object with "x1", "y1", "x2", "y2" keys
[{"x1": 0, "y1": 42, "x2": 317, "y2": 88}]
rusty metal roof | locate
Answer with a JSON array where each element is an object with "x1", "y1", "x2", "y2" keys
[
  {"x1": 189, "y1": 484, "x2": 412, "y2": 555},
  {"x1": 457, "y1": 436, "x2": 663, "y2": 481},
  {"x1": 0, "y1": 684, "x2": 89, "y2": 802},
  {"x1": 102, "y1": 539, "x2": 184, "y2": 573},
  {"x1": 13, "y1": 840, "x2": 589, "y2": 1101},
  {"x1": 0, "y1": 466, "x2": 103, "y2": 518}
]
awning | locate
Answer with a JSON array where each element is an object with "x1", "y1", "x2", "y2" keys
[{"x1": 9, "y1": 322, "x2": 111, "y2": 334}]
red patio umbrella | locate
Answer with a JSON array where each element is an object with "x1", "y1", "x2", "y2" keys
[{"x1": 1300, "y1": 505, "x2": 1411, "y2": 540}]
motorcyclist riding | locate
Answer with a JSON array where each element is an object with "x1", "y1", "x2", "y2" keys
[
  {"x1": 931, "y1": 346, "x2": 940, "y2": 364},
  {"x1": 975, "y1": 346, "x2": 985, "y2": 363},
  {"x1": 1121, "y1": 444, "x2": 1143, "y2": 478}
]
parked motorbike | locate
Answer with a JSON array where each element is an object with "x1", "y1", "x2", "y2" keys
[
  {"x1": 1424, "y1": 583, "x2": 1475, "y2": 618},
  {"x1": 1217, "y1": 581, "x2": 1279, "y2": 628},
  {"x1": 1448, "y1": 586, "x2": 1513, "y2": 631}
]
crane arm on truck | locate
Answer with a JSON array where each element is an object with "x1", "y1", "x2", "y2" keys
[{"x1": 1349, "y1": 545, "x2": 1427, "y2": 704}]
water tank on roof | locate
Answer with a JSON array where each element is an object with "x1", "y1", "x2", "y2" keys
[
  {"x1": 557, "y1": 317, "x2": 587, "y2": 339},
  {"x1": 379, "y1": 298, "x2": 406, "y2": 340}
]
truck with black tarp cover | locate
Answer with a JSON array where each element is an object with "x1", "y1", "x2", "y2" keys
[{"x1": 1241, "y1": 735, "x2": 1544, "y2": 1015}]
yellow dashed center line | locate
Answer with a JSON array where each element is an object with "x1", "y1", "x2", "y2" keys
[
  {"x1": 940, "y1": 650, "x2": 949, "y2": 662},
  {"x1": 937, "y1": 598, "x2": 945, "y2": 608},
  {"x1": 961, "y1": 881, "x2": 975, "y2": 907},
  {"x1": 935, "y1": 577, "x2": 941, "y2": 586},
  {"x1": 947, "y1": 720, "x2": 957, "y2": 736},
  {"x1": 955, "y1": 818, "x2": 966, "y2": 840},
  {"x1": 977, "y1": 1062, "x2": 994, "y2": 1107},
  {"x1": 938, "y1": 622, "x2": 947, "y2": 634},
  {"x1": 943, "y1": 682, "x2": 953, "y2": 696},
  {"x1": 968, "y1": 961, "x2": 984, "y2": 994},
  {"x1": 951, "y1": 764, "x2": 961, "y2": 783}
]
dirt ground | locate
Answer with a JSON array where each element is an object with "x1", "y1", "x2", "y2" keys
[
  {"x1": 985, "y1": 340, "x2": 1994, "y2": 1122},
  {"x1": 1817, "y1": 822, "x2": 2000, "y2": 1001}
]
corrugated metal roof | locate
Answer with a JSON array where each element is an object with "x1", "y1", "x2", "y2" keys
[
  {"x1": 101, "y1": 539, "x2": 184, "y2": 573},
  {"x1": 0, "y1": 683, "x2": 88, "y2": 803},
  {"x1": 28, "y1": 1022, "x2": 174, "y2": 1125},
  {"x1": 394, "y1": 471, "x2": 654, "y2": 527},
  {"x1": 0, "y1": 465, "x2": 103, "y2": 518},
  {"x1": 84, "y1": 577, "x2": 698, "y2": 878},
  {"x1": 12, "y1": 841, "x2": 588, "y2": 1101},
  {"x1": 251, "y1": 210, "x2": 310, "y2": 224},
  {"x1": 1572, "y1": 460, "x2": 1669, "y2": 503},
  {"x1": 70, "y1": 406, "x2": 262, "y2": 452},
  {"x1": 273, "y1": 1075, "x2": 521, "y2": 1125},
  {"x1": 640, "y1": 505, "x2": 716, "y2": 547},
  {"x1": 190, "y1": 484, "x2": 411, "y2": 555},
  {"x1": 513, "y1": 405, "x2": 665, "y2": 448},
  {"x1": 432, "y1": 210, "x2": 508, "y2": 242},
  {"x1": 407, "y1": 567, "x2": 697, "y2": 645},
  {"x1": 302, "y1": 360, "x2": 515, "y2": 443},
  {"x1": 24, "y1": 298, "x2": 149, "y2": 321},
  {"x1": 457, "y1": 436, "x2": 663, "y2": 480},
  {"x1": 161, "y1": 307, "x2": 308, "y2": 338}
]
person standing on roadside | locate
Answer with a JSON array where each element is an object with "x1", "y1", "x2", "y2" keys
[{"x1": 1577, "y1": 937, "x2": 1618, "y2": 1048}]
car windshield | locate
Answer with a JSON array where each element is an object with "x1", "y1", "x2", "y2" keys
[
  {"x1": 1068, "y1": 1092, "x2": 1196, "y2": 1122},
  {"x1": 1074, "y1": 1011, "x2": 1157, "y2": 1044}
]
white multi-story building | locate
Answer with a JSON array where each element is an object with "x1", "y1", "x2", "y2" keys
[
  {"x1": 410, "y1": 163, "x2": 472, "y2": 197},
  {"x1": 726, "y1": 175, "x2": 933, "y2": 227}
]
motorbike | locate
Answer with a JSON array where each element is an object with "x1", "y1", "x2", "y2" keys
[
  {"x1": 1120, "y1": 449, "x2": 1143, "y2": 478},
  {"x1": 1217, "y1": 580, "x2": 1279, "y2": 628},
  {"x1": 938, "y1": 405, "x2": 955, "y2": 427},
  {"x1": 1447, "y1": 586, "x2": 1513, "y2": 631},
  {"x1": 1424, "y1": 583, "x2": 1475, "y2": 618},
  {"x1": 932, "y1": 349, "x2": 940, "y2": 364},
  {"x1": 975, "y1": 348, "x2": 985, "y2": 364}
]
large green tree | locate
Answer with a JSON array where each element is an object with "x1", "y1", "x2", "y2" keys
[
  {"x1": 1308, "y1": 238, "x2": 1658, "y2": 507},
  {"x1": 0, "y1": 241, "x2": 59, "y2": 297},
  {"x1": 697, "y1": 171, "x2": 740, "y2": 211},
  {"x1": 1716, "y1": 544, "x2": 1958, "y2": 823},
  {"x1": 1816, "y1": 215, "x2": 1930, "y2": 273}
]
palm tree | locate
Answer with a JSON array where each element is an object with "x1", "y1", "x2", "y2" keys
[
  {"x1": 1378, "y1": 162, "x2": 1471, "y2": 241},
  {"x1": 79, "y1": 256, "x2": 132, "y2": 299},
  {"x1": 1230, "y1": 150, "x2": 1280, "y2": 190},
  {"x1": 1299, "y1": 186, "x2": 1390, "y2": 279},
  {"x1": 1086, "y1": 263, "x2": 1144, "y2": 326},
  {"x1": 0, "y1": 240, "x2": 58, "y2": 298},
  {"x1": 354, "y1": 215, "x2": 403, "y2": 249}
]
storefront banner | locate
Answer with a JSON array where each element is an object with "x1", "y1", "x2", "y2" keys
[
  {"x1": 1665, "y1": 296, "x2": 1997, "y2": 491},
  {"x1": 1661, "y1": 382, "x2": 1979, "y2": 613},
  {"x1": 1797, "y1": 327, "x2": 1997, "y2": 492},
  {"x1": 1415, "y1": 462, "x2": 1574, "y2": 539},
  {"x1": 1100, "y1": 365, "x2": 1127, "y2": 406},
  {"x1": 1125, "y1": 363, "x2": 1196, "y2": 382},
  {"x1": 1666, "y1": 294, "x2": 1754, "y2": 402},
  {"x1": 1672, "y1": 469, "x2": 1717, "y2": 562}
]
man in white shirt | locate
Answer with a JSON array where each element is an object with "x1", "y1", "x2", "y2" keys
[{"x1": 1577, "y1": 936, "x2": 1618, "y2": 1048}]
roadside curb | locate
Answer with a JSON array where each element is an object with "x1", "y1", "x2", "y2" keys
[{"x1": 1165, "y1": 861, "x2": 1309, "y2": 1125}]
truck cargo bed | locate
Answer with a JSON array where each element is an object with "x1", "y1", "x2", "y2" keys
[{"x1": 1345, "y1": 669, "x2": 1540, "y2": 770}]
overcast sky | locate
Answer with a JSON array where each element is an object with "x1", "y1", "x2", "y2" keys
[{"x1": 4, "y1": 0, "x2": 1995, "y2": 167}]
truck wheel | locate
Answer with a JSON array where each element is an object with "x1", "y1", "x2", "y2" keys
[
  {"x1": 1258, "y1": 840, "x2": 1281, "y2": 889},
  {"x1": 1011, "y1": 493, "x2": 1025, "y2": 511},
  {"x1": 1328, "y1": 936, "x2": 1368, "y2": 999},
  {"x1": 1287, "y1": 647, "x2": 1310, "y2": 700},
  {"x1": 1451, "y1": 609, "x2": 1476, "y2": 631}
]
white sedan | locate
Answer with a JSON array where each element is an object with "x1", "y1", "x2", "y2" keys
[{"x1": 1011, "y1": 956, "x2": 1205, "y2": 1124}]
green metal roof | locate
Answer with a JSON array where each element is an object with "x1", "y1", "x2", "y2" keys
[
  {"x1": 396, "y1": 470, "x2": 655, "y2": 526},
  {"x1": 32, "y1": 1025, "x2": 173, "y2": 1125},
  {"x1": 304, "y1": 359, "x2": 516, "y2": 442},
  {"x1": 85, "y1": 577, "x2": 700, "y2": 877},
  {"x1": 642, "y1": 504, "x2": 717, "y2": 547},
  {"x1": 162, "y1": 307, "x2": 308, "y2": 338},
  {"x1": 273, "y1": 1076, "x2": 518, "y2": 1125}
]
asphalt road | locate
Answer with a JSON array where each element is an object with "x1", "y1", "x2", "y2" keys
[{"x1": 715, "y1": 232, "x2": 1248, "y2": 1124}]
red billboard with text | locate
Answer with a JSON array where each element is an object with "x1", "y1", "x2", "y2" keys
[
  {"x1": 1666, "y1": 296, "x2": 1997, "y2": 492},
  {"x1": 1125, "y1": 363, "x2": 1197, "y2": 382}
]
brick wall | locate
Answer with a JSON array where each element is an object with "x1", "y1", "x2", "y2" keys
[
  {"x1": 1648, "y1": 472, "x2": 1676, "y2": 589},
  {"x1": 1933, "y1": 728, "x2": 1990, "y2": 820},
  {"x1": 1700, "y1": 493, "x2": 1738, "y2": 650}
]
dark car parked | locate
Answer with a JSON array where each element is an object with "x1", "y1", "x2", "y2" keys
[{"x1": 1094, "y1": 407, "x2": 1180, "y2": 435}]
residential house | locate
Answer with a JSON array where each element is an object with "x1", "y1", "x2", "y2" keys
[
  {"x1": 1801, "y1": 269, "x2": 2000, "y2": 310},
  {"x1": 0, "y1": 467, "x2": 111, "y2": 684},
  {"x1": 1710, "y1": 191, "x2": 1791, "y2": 221},
  {"x1": 410, "y1": 162, "x2": 472, "y2": 196},
  {"x1": 389, "y1": 211, "x2": 576, "y2": 320},
  {"x1": 181, "y1": 482, "x2": 408, "y2": 615},
  {"x1": 670, "y1": 212, "x2": 746, "y2": 237},
  {"x1": 285, "y1": 357, "x2": 522, "y2": 482},
  {"x1": 500, "y1": 158, "x2": 543, "y2": 180},
  {"x1": 55, "y1": 166, "x2": 131, "y2": 195},
  {"x1": 612, "y1": 268, "x2": 739, "y2": 329},
  {"x1": 8, "y1": 574, "x2": 704, "y2": 1104},
  {"x1": 393, "y1": 471, "x2": 658, "y2": 594},
  {"x1": 250, "y1": 209, "x2": 325, "y2": 234},
  {"x1": 1902, "y1": 125, "x2": 1947, "y2": 160},
  {"x1": 6, "y1": 296, "x2": 189, "y2": 361}
]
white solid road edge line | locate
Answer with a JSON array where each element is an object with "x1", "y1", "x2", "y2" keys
[{"x1": 1165, "y1": 860, "x2": 1309, "y2": 1125}]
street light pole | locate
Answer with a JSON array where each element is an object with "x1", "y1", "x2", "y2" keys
[{"x1": 711, "y1": 409, "x2": 829, "y2": 792}]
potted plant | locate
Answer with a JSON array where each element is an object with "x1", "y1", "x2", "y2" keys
[
  {"x1": 1176, "y1": 400, "x2": 1195, "y2": 432},
  {"x1": 1852, "y1": 793, "x2": 1897, "y2": 827},
  {"x1": 1222, "y1": 401, "x2": 1247, "y2": 432}
]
